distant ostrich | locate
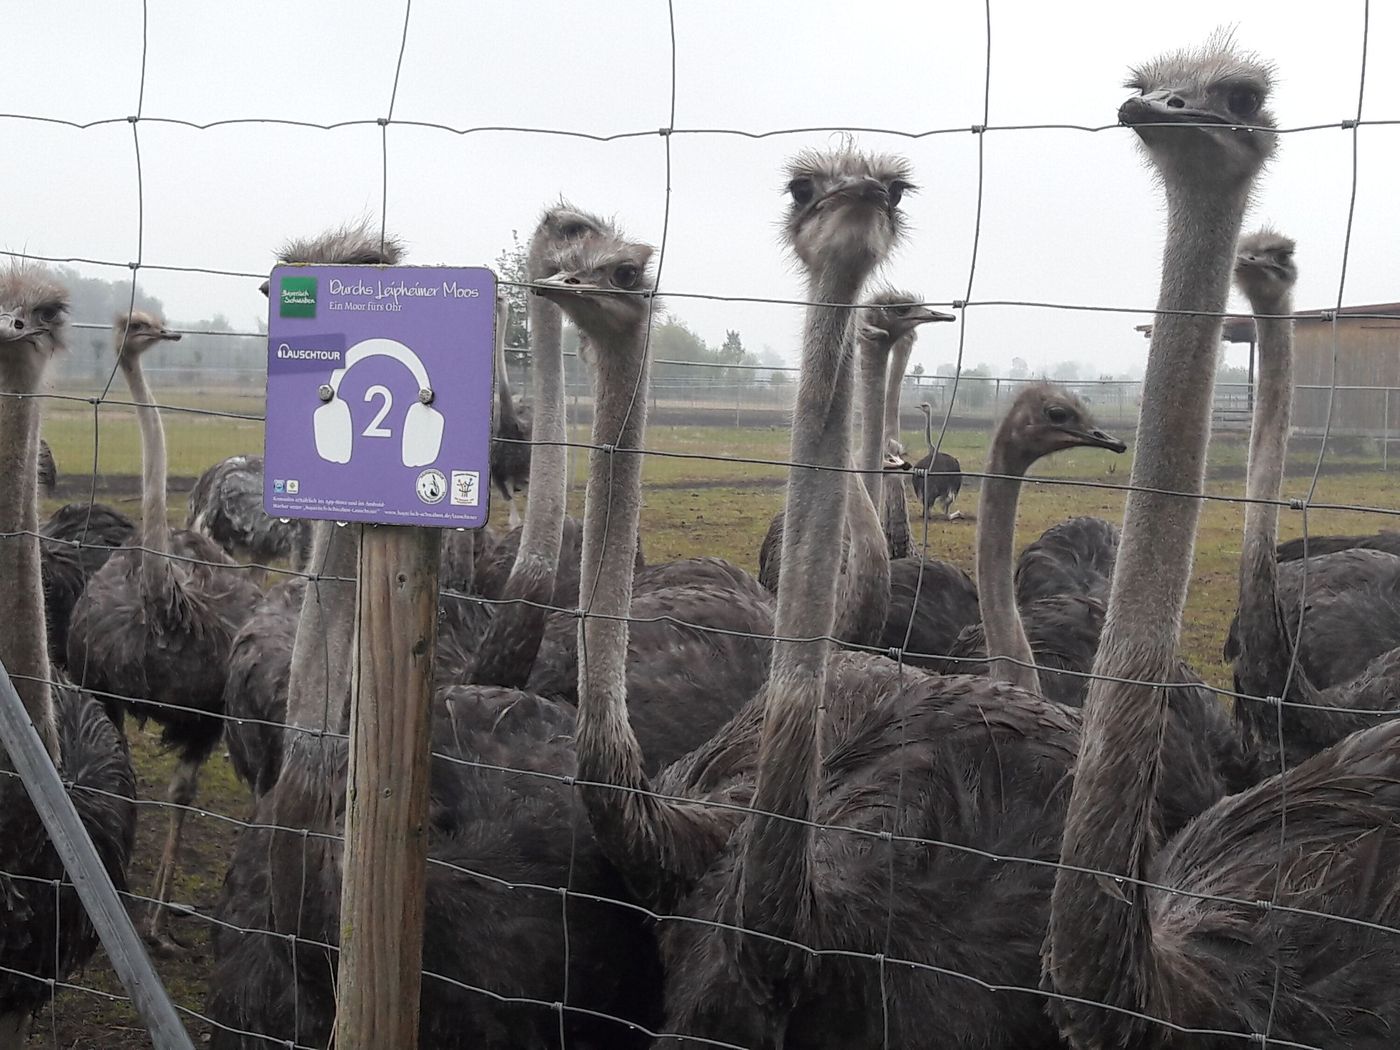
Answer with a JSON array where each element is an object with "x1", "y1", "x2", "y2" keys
[
  {"x1": 36, "y1": 437, "x2": 55, "y2": 495},
  {"x1": 574, "y1": 145, "x2": 1085, "y2": 1049},
  {"x1": 488, "y1": 291, "x2": 532, "y2": 529},
  {"x1": 186, "y1": 454, "x2": 312, "y2": 568},
  {"x1": 0, "y1": 262, "x2": 136, "y2": 1045},
  {"x1": 911, "y1": 400, "x2": 962, "y2": 518},
  {"x1": 66, "y1": 310, "x2": 259, "y2": 952},
  {"x1": 1226, "y1": 228, "x2": 1400, "y2": 768},
  {"x1": 869, "y1": 288, "x2": 955, "y2": 559},
  {"x1": 1046, "y1": 39, "x2": 1400, "y2": 1049}
]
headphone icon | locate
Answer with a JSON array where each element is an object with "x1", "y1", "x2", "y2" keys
[{"x1": 313, "y1": 338, "x2": 445, "y2": 467}]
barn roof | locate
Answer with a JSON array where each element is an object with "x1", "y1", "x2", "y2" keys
[{"x1": 1134, "y1": 302, "x2": 1400, "y2": 343}]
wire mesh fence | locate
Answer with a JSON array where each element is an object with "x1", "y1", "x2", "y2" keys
[{"x1": 2, "y1": 1, "x2": 1400, "y2": 1048}]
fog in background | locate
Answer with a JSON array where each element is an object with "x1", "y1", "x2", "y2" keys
[{"x1": 3, "y1": 1, "x2": 1395, "y2": 381}]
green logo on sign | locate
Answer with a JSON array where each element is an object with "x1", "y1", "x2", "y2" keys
[{"x1": 280, "y1": 276, "x2": 317, "y2": 318}]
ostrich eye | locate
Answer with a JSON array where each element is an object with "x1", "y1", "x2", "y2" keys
[
  {"x1": 560, "y1": 223, "x2": 586, "y2": 239},
  {"x1": 612, "y1": 264, "x2": 640, "y2": 290},
  {"x1": 37, "y1": 305, "x2": 61, "y2": 324},
  {"x1": 887, "y1": 180, "x2": 910, "y2": 207},
  {"x1": 1227, "y1": 86, "x2": 1261, "y2": 119},
  {"x1": 891, "y1": 305, "x2": 911, "y2": 316},
  {"x1": 788, "y1": 177, "x2": 815, "y2": 206},
  {"x1": 1045, "y1": 405, "x2": 1071, "y2": 425}
]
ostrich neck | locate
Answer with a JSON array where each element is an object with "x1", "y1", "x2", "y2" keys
[
  {"x1": 880, "y1": 334, "x2": 915, "y2": 559},
  {"x1": 977, "y1": 438, "x2": 1040, "y2": 694},
  {"x1": 857, "y1": 340, "x2": 888, "y2": 504},
  {"x1": 741, "y1": 264, "x2": 863, "y2": 948},
  {"x1": 470, "y1": 291, "x2": 568, "y2": 687},
  {"x1": 1233, "y1": 291, "x2": 1299, "y2": 703},
  {"x1": 120, "y1": 356, "x2": 175, "y2": 601},
  {"x1": 832, "y1": 338, "x2": 893, "y2": 646},
  {"x1": 0, "y1": 387, "x2": 59, "y2": 762},
  {"x1": 493, "y1": 311, "x2": 520, "y2": 433},
  {"x1": 573, "y1": 310, "x2": 678, "y2": 898},
  {"x1": 1051, "y1": 182, "x2": 1251, "y2": 1023},
  {"x1": 285, "y1": 521, "x2": 360, "y2": 734}
]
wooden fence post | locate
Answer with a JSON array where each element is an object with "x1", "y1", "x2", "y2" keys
[{"x1": 335, "y1": 523, "x2": 442, "y2": 1050}]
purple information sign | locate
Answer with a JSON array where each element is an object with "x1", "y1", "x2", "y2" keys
[{"x1": 263, "y1": 265, "x2": 495, "y2": 528}]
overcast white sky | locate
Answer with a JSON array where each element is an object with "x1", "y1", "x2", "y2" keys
[{"x1": 4, "y1": 1, "x2": 1396, "y2": 377}]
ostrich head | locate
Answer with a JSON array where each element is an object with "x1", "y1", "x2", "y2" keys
[
  {"x1": 781, "y1": 146, "x2": 913, "y2": 279},
  {"x1": 527, "y1": 201, "x2": 611, "y2": 281},
  {"x1": 0, "y1": 264, "x2": 69, "y2": 390},
  {"x1": 1120, "y1": 32, "x2": 1277, "y2": 188},
  {"x1": 918, "y1": 401, "x2": 933, "y2": 417},
  {"x1": 995, "y1": 383, "x2": 1127, "y2": 474},
  {"x1": 259, "y1": 220, "x2": 406, "y2": 294},
  {"x1": 859, "y1": 287, "x2": 955, "y2": 345},
  {"x1": 1233, "y1": 227, "x2": 1297, "y2": 304},
  {"x1": 113, "y1": 310, "x2": 181, "y2": 362},
  {"x1": 533, "y1": 226, "x2": 655, "y2": 345}
]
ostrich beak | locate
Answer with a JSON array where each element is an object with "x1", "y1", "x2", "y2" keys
[
  {"x1": 882, "y1": 451, "x2": 913, "y2": 471},
  {"x1": 1119, "y1": 92, "x2": 1228, "y2": 129},
  {"x1": 1062, "y1": 424, "x2": 1127, "y2": 454},
  {"x1": 0, "y1": 313, "x2": 25, "y2": 342},
  {"x1": 160, "y1": 328, "x2": 183, "y2": 342},
  {"x1": 533, "y1": 271, "x2": 603, "y2": 300},
  {"x1": 912, "y1": 307, "x2": 957, "y2": 325}
]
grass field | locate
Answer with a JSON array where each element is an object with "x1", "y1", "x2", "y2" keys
[{"x1": 25, "y1": 402, "x2": 1400, "y2": 1047}]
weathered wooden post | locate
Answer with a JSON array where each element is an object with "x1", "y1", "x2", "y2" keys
[
  {"x1": 337, "y1": 522, "x2": 441, "y2": 1047},
  {"x1": 263, "y1": 262, "x2": 496, "y2": 1050}
]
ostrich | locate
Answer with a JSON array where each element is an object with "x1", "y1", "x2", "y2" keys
[
  {"x1": 1226, "y1": 228, "x2": 1400, "y2": 768},
  {"x1": 522, "y1": 223, "x2": 775, "y2": 772},
  {"x1": 0, "y1": 262, "x2": 136, "y2": 1045},
  {"x1": 489, "y1": 290, "x2": 532, "y2": 529},
  {"x1": 960, "y1": 384, "x2": 1126, "y2": 694},
  {"x1": 38, "y1": 501, "x2": 137, "y2": 670},
  {"x1": 66, "y1": 309, "x2": 260, "y2": 952},
  {"x1": 1014, "y1": 514, "x2": 1120, "y2": 604},
  {"x1": 208, "y1": 218, "x2": 664, "y2": 1050},
  {"x1": 1045, "y1": 39, "x2": 1400, "y2": 1049},
  {"x1": 572, "y1": 145, "x2": 1086, "y2": 1049},
  {"x1": 911, "y1": 400, "x2": 963, "y2": 518},
  {"x1": 186, "y1": 454, "x2": 312, "y2": 568},
  {"x1": 868, "y1": 288, "x2": 956, "y2": 559}
]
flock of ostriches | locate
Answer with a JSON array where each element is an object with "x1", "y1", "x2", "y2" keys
[{"x1": 4, "y1": 35, "x2": 1400, "y2": 1050}]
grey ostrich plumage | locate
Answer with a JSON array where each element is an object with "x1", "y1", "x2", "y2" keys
[{"x1": 186, "y1": 454, "x2": 312, "y2": 567}]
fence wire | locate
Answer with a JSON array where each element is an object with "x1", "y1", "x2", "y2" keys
[{"x1": 0, "y1": 2, "x2": 1395, "y2": 1049}]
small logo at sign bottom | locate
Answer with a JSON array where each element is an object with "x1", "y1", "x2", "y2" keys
[
  {"x1": 416, "y1": 469, "x2": 447, "y2": 504},
  {"x1": 451, "y1": 471, "x2": 480, "y2": 507}
]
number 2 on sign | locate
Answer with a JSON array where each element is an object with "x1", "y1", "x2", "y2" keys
[{"x1": 363, "y1": 385, "x2": 393, "y2": 438}]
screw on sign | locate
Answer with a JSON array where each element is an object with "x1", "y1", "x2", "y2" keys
[{"x1": 263, "y1": 265, "x2": 495, "y2": 527}]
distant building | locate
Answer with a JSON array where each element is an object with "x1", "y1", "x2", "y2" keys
[{"x1": 1137, "y1": 303, "x2": 1400, "y2": 435}]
